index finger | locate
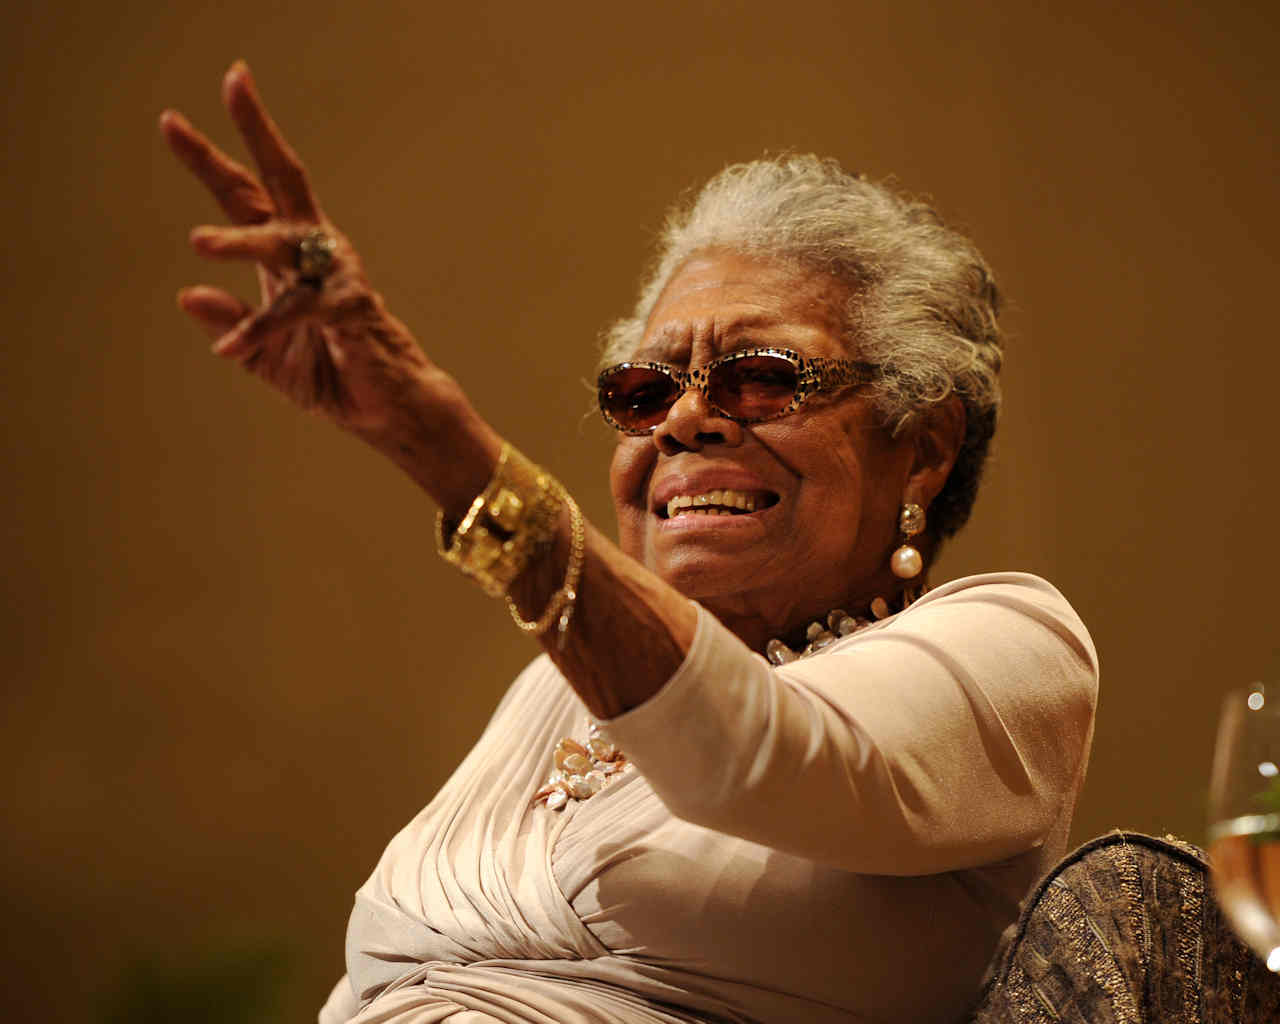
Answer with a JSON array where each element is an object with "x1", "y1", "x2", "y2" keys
[
  {"x1": 222, "y1": 61, "x2": 320, "y2": 222},
  {"x1": 160, "y1": 109, "x2": 274, "y2": 225}
]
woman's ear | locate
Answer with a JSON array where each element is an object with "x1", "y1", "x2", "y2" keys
[{"x1": 904, "y1": 395, "x2": 966, "y2": 507}]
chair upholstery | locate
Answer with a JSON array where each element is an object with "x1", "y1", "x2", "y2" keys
[{"x1": 968, "y1": 831, "x2": 1280, "y2": 1023}]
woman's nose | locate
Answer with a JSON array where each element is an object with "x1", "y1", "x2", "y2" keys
[{"x1": 652, "y1": 387, "x2": 744, "y2": 455}]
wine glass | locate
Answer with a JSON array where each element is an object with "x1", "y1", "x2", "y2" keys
[{"x1": 1207, "y1": 684, "x2": 1280, "y2": 971}]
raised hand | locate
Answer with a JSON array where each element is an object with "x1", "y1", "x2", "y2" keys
[{"x1": 161, "y1": 61, "x2": 436, "y2": 442}]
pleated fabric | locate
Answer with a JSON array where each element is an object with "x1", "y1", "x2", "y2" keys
[{"x1": 321, "y1": 573, "x2": 1099, "y2": 1024}]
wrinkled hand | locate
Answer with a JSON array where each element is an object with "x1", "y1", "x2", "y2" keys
[{"x1": 161, "y1": 61, "x2": 435, "y2": 442}]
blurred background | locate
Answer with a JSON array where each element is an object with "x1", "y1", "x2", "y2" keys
[{"x1": 3, "y1": 0, "x2": 1277, "y2": 1019}]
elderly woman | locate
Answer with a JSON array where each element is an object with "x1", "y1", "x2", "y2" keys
[{"x1": 162, "y1": 63, "x2": 1097, "y2": 1024}]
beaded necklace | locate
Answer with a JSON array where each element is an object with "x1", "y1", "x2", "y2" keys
[{"x1": 533, "y1": 586, "x2": 926, "y2": 810}]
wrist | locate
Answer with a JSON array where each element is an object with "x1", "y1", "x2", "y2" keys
[{"x1": 362, "y1": 368, "x2": 504, "y2": 518}]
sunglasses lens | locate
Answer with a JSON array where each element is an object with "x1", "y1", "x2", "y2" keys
[
  {"x1": 599, "y1": 366, "x2": 681, "y2": 431},
  {"x1": 707, "y1": 355, "x2": 800, "y2": 420}
]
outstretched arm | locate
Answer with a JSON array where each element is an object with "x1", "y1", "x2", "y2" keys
[{"x1": 162, "y1": 62, "x2": 695, "y2": 717}]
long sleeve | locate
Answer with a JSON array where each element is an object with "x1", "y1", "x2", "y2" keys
[{"x1": 599, "y1": 572, "x2": 1098, "y2": 876}]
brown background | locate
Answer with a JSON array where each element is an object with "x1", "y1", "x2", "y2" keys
[{"x1": 3, "y1": 0, "x2": 1277, "y2": 1020}]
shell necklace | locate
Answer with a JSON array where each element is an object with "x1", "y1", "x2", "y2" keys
[
  {"x1": 533, "y1": 588, "x2": 925, "y2": 810},
  {"x1": 532, "y1": 720, "x2": 629, "y2": 811}
]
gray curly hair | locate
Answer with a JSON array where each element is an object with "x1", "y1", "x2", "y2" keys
[{"x1": 600, "y1": 155, "x2": 1004, "y2": 539}]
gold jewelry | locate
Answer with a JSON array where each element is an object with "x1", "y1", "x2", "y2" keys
[
  {"x1": 506, "y1": 492, "x2": 585, "y2": 649},
  {"x1": 890, "y1": 501, "x2": 926, "y2": 580},
  {"x1": 435, "y1": 443, "x2": 564, "y2": 599},
  {"x1": 295, "y1": 226, "x2": 337, "y2": 285}
]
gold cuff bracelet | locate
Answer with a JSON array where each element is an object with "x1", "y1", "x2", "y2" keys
[{"x1": 435, "y1": 442, "x2": 564, "y2": 599}]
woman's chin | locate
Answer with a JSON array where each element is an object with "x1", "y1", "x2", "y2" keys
[{"x1": 647, "y1": 542, "x2": 781, "y2": 606}]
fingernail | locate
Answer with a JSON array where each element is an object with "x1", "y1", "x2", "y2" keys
[{"x1": 223, "y1": 62, "x2": 251, "y2": 105}]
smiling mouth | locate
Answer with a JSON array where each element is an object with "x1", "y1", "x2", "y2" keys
[{"x1": 659, "y1": 488, "x2": 779, "y2": 520}]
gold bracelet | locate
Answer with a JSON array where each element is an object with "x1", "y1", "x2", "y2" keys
[
  {"x1": 506, "y1": 492, "x2": 585, "y2": 649},
  {"x1": 435, "y1": 442, "x2": 563, "y2": 598}
]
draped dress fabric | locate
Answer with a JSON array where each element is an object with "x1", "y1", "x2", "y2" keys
[{"x1": 319, "y1": 573, "x2": 1099, "y2": 1024}]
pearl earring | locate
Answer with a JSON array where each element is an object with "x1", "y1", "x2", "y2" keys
[{"x1": 890, "y1": 502, "x2": 926, "y2": 579}]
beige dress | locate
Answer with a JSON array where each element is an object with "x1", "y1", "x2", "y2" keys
[{"x1": 319, "y1": 572, "x2": 1098, "y2": 1024}]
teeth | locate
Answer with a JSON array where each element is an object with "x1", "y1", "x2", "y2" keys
[{"x1": 666, "y1": 489, "x2": 762, "y2": 519}]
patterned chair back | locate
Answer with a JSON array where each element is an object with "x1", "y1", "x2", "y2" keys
[{"x1": 968, "y1": 831, "x2": 1280, "y2": 1023}]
